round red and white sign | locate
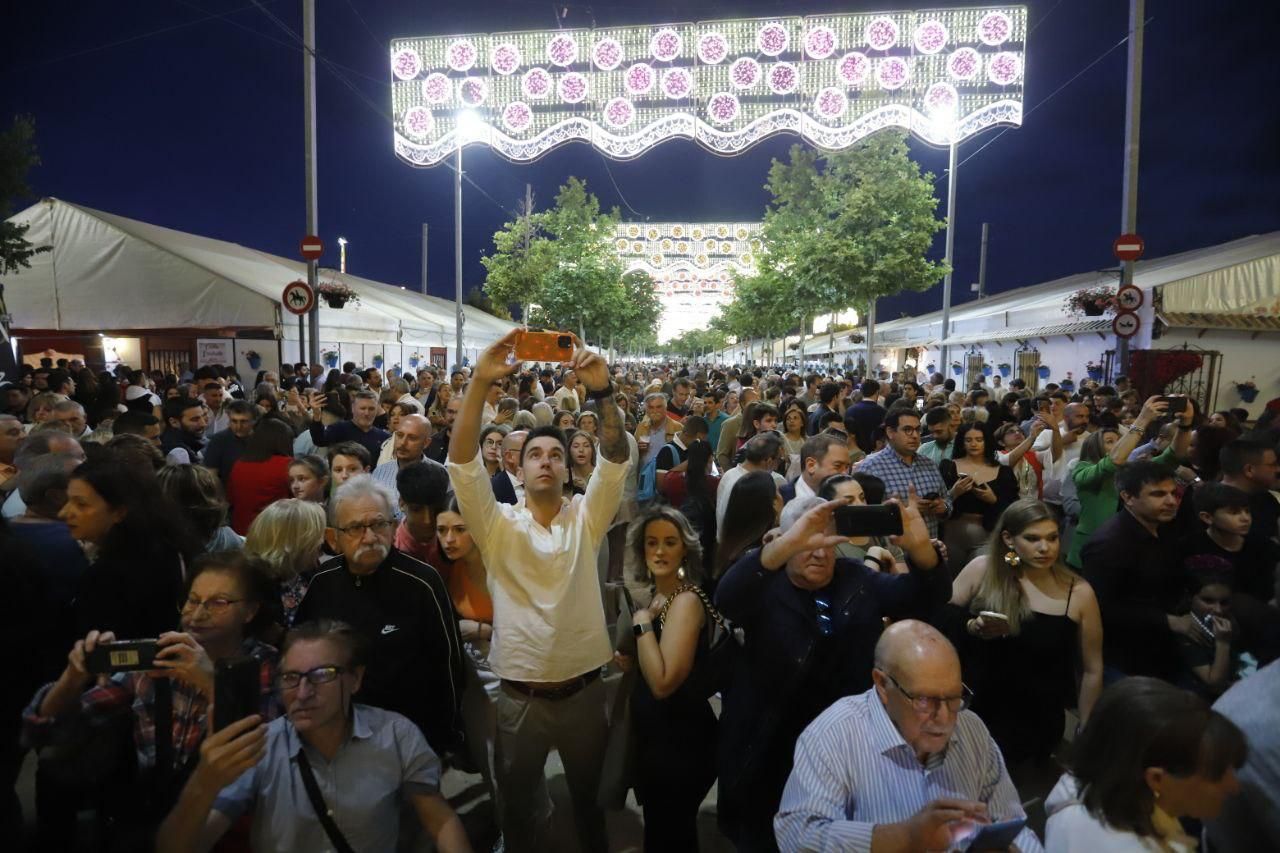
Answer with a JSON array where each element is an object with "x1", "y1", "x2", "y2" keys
[
  {"x1": 1116, "y1": 285, "x2": 1144, "y2": 312},
  {"x1": 282, "y1": 280, "x2": 315, "y2": 316},
  {"x1": 1112, "y1": 311, "x2": 1140, "y2": 339}
]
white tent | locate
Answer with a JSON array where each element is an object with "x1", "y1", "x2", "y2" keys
[{"x1": 4, "y1": 198, "x2": 514, "y2": 367}]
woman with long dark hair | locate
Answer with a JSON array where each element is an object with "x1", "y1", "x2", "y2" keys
[
  {"x1": 714, "y1": 470, "x2": 782, "y2": 579},
  {"x1": 939, "y1": 420, "x2": 1019, "y2": 569},
  {"x1": 61, "y1": 457, "x2": 196, "y2": 638},
  {"x1": 226, "y1": 417, "x2": 294, "y2": 534},
  {"x1": 677, "y1": 439, "x2": 719, "y2": 567}
]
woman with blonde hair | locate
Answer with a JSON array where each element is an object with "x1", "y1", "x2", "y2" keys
[
  {"x1": 25, "y1": 391, "x2": 64, "y2": 433},
  {"x1": 949, "y1": 499, "x2": 1103, "y2": 769},
  {"x1": 243, "y1": 497, "x2": 327, "y2": 627}
]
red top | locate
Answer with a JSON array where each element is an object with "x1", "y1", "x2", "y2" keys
[{"x1": 227, "y1": 456, "x2": 293, "y2": 534}]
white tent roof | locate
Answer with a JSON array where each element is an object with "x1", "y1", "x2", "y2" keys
[{"x1": 4, "y1": 198, "x2": 514, "y2": 348}]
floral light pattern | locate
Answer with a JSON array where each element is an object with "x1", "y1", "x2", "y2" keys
[
  {"x1": 422, "y1": 72, "x2": 451, "y2": 104},
  {"x1": 447, "y1": 39, "x2": 478, "y2": 72},
  {"x1": 650, "y1": 28, "x2": 682, "y2": 62},
  {"x1": 707, "y1": 92, "x2": 740, "y2": 125},
  {"x1": 946, "y1": 47, "x2": 981, "y2": 81},
  {"x1": 490, "y1": 43, "x2": 521, "y2": 75},
  {"x1": 987, "y1": 52, "x2": 1022, "y2": 86},
  {"x1": 814, "y1": 86, "x2": 848, "y2": 118},
  {"x1": 625, "y1": 63, "x2": 656, "y2": 95},
  {"x1": 661, "y1": 68, "x2": 694, "y2": 99},
  {"x1": 603, "y1": 97, "x2": 635, "y2": 128},
  {"x1": 547, "y1": 33, "x2": 578, "y2": 67},
  {"x1": 593, "y1": 37, "x2": 622, "y2": 71},
  {"x1": 804, "y1": 26, "x2": 836, "y2": 59},
  {"x1": 977, "y1": 12, "x2": 1012, "y2": 46},
  {"x1": 877, "y1": 57, "x2": 909, "y2": 90},
  {"x1": 559, "y1": 72, "x2": 588, "y2": 103},
  {"x1": 459, "y1": 77, "x2": 488, "y2": 105},
  {"x1": 768, "y1": 62, "x2": 799, "y2": 95},
  {"x1": 403, "y1": 106, "x2": 433, "y2": 140},
  {"x1": 837, "y1": 52, "x2": 871, "y2": 86},
  {"x1": 913, "y1": 21, "x2": 947, "y2": 55},
  {"x1": 522, "y1": 67, "x2": 552, "y2": 99},
  {"x1": 696, "y1": 32, "x2": 728, "y2": 64},
  {"x1": 923, "y1": 82, "x2": 958, "y2": 114},
  {"x1": 502, "y1": 101, "x2": 533, "y2": 132},
  {"x1": 730, "y1": 57, "x2": 761, "y2": 90},
  {"x1": 392, "y1": 48, "x2": 422, "y2": 81},
  {"x1": 757, "y1": 23, "x2": 789, "y2": 56},
  {"x1": 866, "y1": 17, "x2": 899, "y2": 50}
]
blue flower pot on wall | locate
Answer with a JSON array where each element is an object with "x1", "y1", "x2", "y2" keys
[
  {"x1": 982, "y1": 364, "x2": 993, "y2": 376},
  {"x1": 1037, "y1": 365, "x2": 1051, "y2": 379},
  {"x1": 325, "y1": 354, "x2": 338, "y2": 368},
  {"x1": 952, "y1": 364, "x2": 964, "y2": 376},
  {"x1": 998, "y1": 364, "x2": 1011, "y2": 377},
  {"x1": 1061, "y1": 379, "x2": 1075, "y2": 391},
  {"x1": 372, "y1": 355, "x2": 384, "y2": 368},
  {"x1": 246, "y1": 355, "x2": 262, "y2": 370},
  {"x1": 1087, "y1": 366, "x2": 1103, "y2": 381},
  {"x1": 1238, "y1": 386, "x2": 1259, "y2": 403}
]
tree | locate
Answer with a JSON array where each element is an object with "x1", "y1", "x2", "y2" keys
[
  {"x1": 0, "y1": 115, "x2": 50, "y2": 276},
  {"x1": 600, "y1": 270, "x2": 663, "y2": 353},
  {"x1": 463, "y1": 285, "x2": 510, "y2": 319}
]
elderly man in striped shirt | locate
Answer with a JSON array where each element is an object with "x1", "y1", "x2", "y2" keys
[{"x1": 775, "y1": 620, "x2": 1042, "y2": 852}]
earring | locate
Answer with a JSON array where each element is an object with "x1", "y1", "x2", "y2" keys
[
  {"x1": 1004, "y1": 551, "x2": 1021, "y2": 568},
  {"x1": 676, "y1": 566, "x2": 687, "y2": 581}
]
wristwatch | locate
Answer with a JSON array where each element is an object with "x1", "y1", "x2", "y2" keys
[
  {"x1": 587, "y1": 382, "x2": 616, "y2": 402},
  {"x1": 632, "y1": 620, "x2": 655, "y2": 637}
]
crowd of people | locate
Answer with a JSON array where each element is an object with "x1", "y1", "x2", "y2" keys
[{"x1": 1, "y1": 341, "x2": 1277, "y2": 852}]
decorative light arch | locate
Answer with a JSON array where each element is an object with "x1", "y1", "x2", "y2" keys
[{"x1": 392, "y1": 7, "x2": 1027, "y2": 166}]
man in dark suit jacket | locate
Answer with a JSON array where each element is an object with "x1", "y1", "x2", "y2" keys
[
  {"x1": 1081, "y1": 460, "x2": 1205, "y2": 681},
  {"x1": 843, "y1": 380, "x2": 886, "y2": 452},
  {"x1": 489, "y1": 429, "x2": 526, "y2": 505}
]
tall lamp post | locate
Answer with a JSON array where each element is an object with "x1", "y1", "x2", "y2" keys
[
  {"x1": 337, "y1": 237, "x2": 348, "y2": 274},
  {"x1": 938, "y1": 137, "x2": 959, "y2": 370},
  {"x1": 454, "y1": 111, "x2": 483, "y2": 371}
]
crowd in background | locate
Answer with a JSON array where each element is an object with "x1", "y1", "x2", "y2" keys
[{"x1": 1, "y1": 341, "x2": 1277, "y2": 853}]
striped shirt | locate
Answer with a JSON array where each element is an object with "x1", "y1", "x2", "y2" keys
[
  {"x1": 774, "y1": 688, "x2": 1042, "y2": 853},
  {"x1": 853, "y1": 448, "x2": 951, "y2": 538}
]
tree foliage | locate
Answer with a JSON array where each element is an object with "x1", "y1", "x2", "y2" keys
[{"x1": 0, "y1": 115, "x2": 50, "y2": 276}]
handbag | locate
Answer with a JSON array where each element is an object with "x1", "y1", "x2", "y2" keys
[
  {"x1": 659, "y1": 582, "x2": 745, "y2": 699},
  {"x1": 598, "y1": 584, "x2": 641, "y2": 809},
  {"x1": 297, "y1": 747, "x2": 358, "y2": 853}
]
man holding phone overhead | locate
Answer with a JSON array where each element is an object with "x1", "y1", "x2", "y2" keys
[
  {"x1": 446, "y1": 328, "x2": 630, "y2": 853},
  {"x1": 306, "y1": 388, "x2": 389, "y2": 462}
]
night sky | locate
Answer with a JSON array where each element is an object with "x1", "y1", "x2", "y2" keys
[{"x1": 5, "y1": 0, "x2": 1279, "y2": 324}]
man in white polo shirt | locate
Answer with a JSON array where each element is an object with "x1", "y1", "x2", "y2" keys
[{"x1": 447, "y1": 329, "x2": 629, "y2": 853}]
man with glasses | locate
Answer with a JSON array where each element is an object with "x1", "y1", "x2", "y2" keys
[
  {"x1": 776, "y1": 620, "x2": 1041, "y2": 852},
  {"x1": 714, "y1": 496, "x2": 948, "y2": 851},
  {"x1": 855, "y1": 410, "x2": 951, "y2": 539},
  {"x1": 157, "y1": 619, "x2": 472, "y2": 853},
  {"x1": 294, "y1": 475, "x2": 465, "y2": 757}
]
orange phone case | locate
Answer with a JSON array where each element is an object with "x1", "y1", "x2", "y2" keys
[{"x1": 514, "y1": 330, "x2": 574, "y2": 362}]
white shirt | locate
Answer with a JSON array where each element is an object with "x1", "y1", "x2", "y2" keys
[
  {"x1": 1045, "y1": 774, "x2": 1196, "y2": 852},
  {"x1": 447, "y1": 451, "x2": 627, "y2": 682},
  {"x1": 505, "y1": 470, "x2": 524, "y2": 503},
  {"x1": 1033, "y1": 425, "x2": 1084, "y2": 492},
  {"x1": 552, "y1": 385, "x2": 580, "y2": 412}
]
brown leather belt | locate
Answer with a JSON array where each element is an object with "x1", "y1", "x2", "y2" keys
[{"x1": 502, "y1": 668, "x2": 602, "y2": 701}]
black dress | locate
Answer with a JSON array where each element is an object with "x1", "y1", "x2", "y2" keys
[
  {"x1": 632, "y1": 607, "x2": 718, "y2": 852},
  {"x1": 964, "y1": 582, "x2": 1078, "y2": 764}
]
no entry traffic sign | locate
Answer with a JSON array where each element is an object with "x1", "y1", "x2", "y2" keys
[
  {"x1": 1113, "y1": 233, "x2": 1144, "y2": 262},
  {"x1": 282, "y1": 280, "x2": 315, "y2": 315},
  {"x1": 1112, "y1": 312, "x2": 1140, "y2": 339},
  {"x1": 300, "y1": 235, "x2": 324, "y2": 260},
  {"x1": 1116, "y1": 285, "x2": 1144, "y2": 312}
]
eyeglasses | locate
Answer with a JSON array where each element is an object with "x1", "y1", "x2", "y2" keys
[
  {"x1": 882, "y1": 671, "x2": 973, "y2": 716},
  {"x1": 814, "y1": 594, "x2": 833, "y2": 637},
  {"x1": 334, "y1": 518, "x2": 395, "y2": 538},
  {"x1": 179, "y1": 596, "x2": 245, "y2": 615},
  {"x1": 892, "y1": 426, "x2": 921, "y2": 435},
  {"x1": 277, "y1": 665, "x2": 345, "y2": 690}
]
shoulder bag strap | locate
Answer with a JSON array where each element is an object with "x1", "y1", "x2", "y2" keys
[{"x1": 296, "y1": 748, "x2": 358, "y2": 853}]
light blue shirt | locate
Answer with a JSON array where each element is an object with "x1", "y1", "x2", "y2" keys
[
  {"x1": 774, "y1": 688, "x2": 1042, "y2": 853},
  {"x1": 214, "y1": 704, "x2": 441, "y2": 853},
  {"x1": 918, "y1": 438, "x2": 951, "y2": 467}
]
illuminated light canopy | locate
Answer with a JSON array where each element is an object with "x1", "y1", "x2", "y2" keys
[{"x1": 392, "y1": 7, "x2": 1027, "y2": 166}]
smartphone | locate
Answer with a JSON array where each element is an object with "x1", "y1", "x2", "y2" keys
[
  {"x1": 213, "y1": 656, "x2": 261, "y2": 731},
  {"x1": 85, "y1": 639, "x2": 159, "y2": 674},
  {"x1": 978, "y1": 611, "x2": 1009, "y2": 623},
  {"x1": 514, "y1": 330, "x2": 574, "y2": 363},
  {"x1": 834, "y1": 504, "x2": 903, "y2": 538},
  {"x1": 963, "y1": 817, "x2": 1027, "y2": 851},
  {"x1": 1158, "y1": 395, "x2": 1188, "y2": 414}
]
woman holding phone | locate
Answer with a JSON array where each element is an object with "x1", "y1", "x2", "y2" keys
[
  {"x1": 939, "y1": 420, "x2": 1019, "y2": 569},
  {"x1": 949, "y1": 499, "x2": 1104, "y2": 772}
]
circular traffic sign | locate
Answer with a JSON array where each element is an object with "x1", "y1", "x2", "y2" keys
[
  {"x1": 1112, "y1": 311, "x2": 1140, "y2": 339},
  {"x1": 300, "y1": 235, "x2": 324, "y2": 261},
  {"x1": 282, "y1": 280, "x2": 315, "y2": 315},
  {"x1": 1113, "y1": 233, "x2": 1144, "y2": 262},
  {"x1": 1116, "y1": 285, "x2": 1144, "y2": 312}
]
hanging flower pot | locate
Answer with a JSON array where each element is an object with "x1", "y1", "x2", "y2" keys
[
  {"x1": 244, "y1": 350, "x2": 262, "y2": 370},
  {"x1": 997, "y1": 363, "x2": 1011, "y2": 377},
  {"x1": 409, "y1": 353, "x2": 422, "y2": 368},
  {"x1": 1037, "y1": 365, "x2": 1051, "y2": 379},
  {"x1": 322, "y1": 292, "x2": 348, "y2": 309},
  {"x1": 926, "y1": 363, "x2": 936, "y2": 373},
  {"x1": 951, "y1": 361, "x2": 964, "y2": 376},
  {"x1": 1060, "y1": 378, "x2": 1075, "y2": 391},
  {"x1": 1065, "y1": 286, "x2": 1116, "y2": 318},
  {"x1": 1086, "y1": 362, "x2": 1104, "y2": 381},
  {"x1": 982, "y1": 364, "x2": 993, "y2": 376},
  {"x1": 372, "y1": 354, "x2": 384, "y2": 368},
  {"x1": 323, "y1": 350, "x2": 339, "y2": 368},
  {"x1": 317, "y1": 279, "x2": 359, "y2": 311},
  {"x1": 1236, "y1": 380, "x2": 1259, "y2": 403}
]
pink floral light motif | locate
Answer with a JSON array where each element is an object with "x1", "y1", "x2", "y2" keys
[
  {"x1": 502, "y1": 101, "x2": 533, "y2": 133},
  {"x1": 402, "y1": 106, "x2": 433, "y2": 140},
  {"x1": 923, "y1": 82, "x2": 958, "y2": 115},
  {"x1": 865, "y1": 17, "x2": 899, "y2": 51},
  {"x1": 757, "y1": 22, "x2": 789, "y2": 57},
  {"x1": 661, "y1": 68, "x2": 694, "y2": 99},
  {"x1": 490, "y1": 43, "x2": 521, "y2": 76},
  {"x1": 522, "y1": 67, "x2": 552, "y2": 99},
  {"x1": 804, "y1": 26, "x2": 836, "y2": 60},
  {"x1": 987, "y1": 52, "x2": 1022, "y2": 86},
  {"x1": 593, "y1": 37, "x2": 623, "y2": 71},
  {"x1": 814, "y1": 86, "x2": 848, "y2": 119},
  {"x1": 625, "y1": 63, "x2": 656, "y2": 95},
  {"x1": 547, "y1": 33, "x2": 578, "y2": 67},
  {"x1": 947, "y1": 47, "x2": 981, "y2": 81},
  {"x1": 836, "y1": 52, "x2": 871, "y2": 86},
  {"x1": 421, "y1": 72, "x2": 451, "y2": 104},
  {"x1": 391, "y1": 48, "x2": 421, "y2": 81},
  {"x1": 650, "y1": 28, "x2": 682, "y2": 62},
  {"x1": 603, "y1": 97, "x2": 635, "y2": 129},
  {"x1": 768, "y1": 62, "x2": 800, "y2": 95},
  {"x1": 458, "y1": 77, "x2": 488, "y2": 105},
  {"x1": 729, "y1": 57, "x2": 761, "y2": 90},
  {"x1": 707, "y1": 92, "x2": 740, "y2": 125},
  {"x1": 977, "y1": 11, "x2": 1012, "y2": 46},
  {"x1": 559, "y1": 72, "x2": 588, "y2": 103},
  {"x1": 446, "y1": 39, "x2": 478, "y2": 72},
  {"x1": 913, "y1": 21, "x2": 948, "y2": 55},
  {"x1": 877, "y1": 56, "x2": 909, "y2": 90},
  {"x1": 697, "y1": 32, "x2": 728, "y2": 64}
]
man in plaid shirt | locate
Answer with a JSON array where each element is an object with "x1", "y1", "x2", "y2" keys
[{"x1": 855, "y1": 409, "x2": 951, "y2": 538}]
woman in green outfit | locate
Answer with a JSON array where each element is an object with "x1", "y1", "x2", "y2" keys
[{"x1": 1067, "y1": 395, "x2": 1191, "y2": 567}]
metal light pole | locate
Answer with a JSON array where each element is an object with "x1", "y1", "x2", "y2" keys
[
  {"x1": 454, "y1": 142, "x2": 464, "y2": 370},
  {"x1": 939, "y1": 139, "x2": 958, "y2": 369},
  {"x1": 302, "y1": 0, "x2": 319, "y2": 365},
  {"x1": 337, "y1": 237, "x2": 348, "y2": 273},
  {"x1": 1117, "y1": 0, "x2": 1145, "y2": 373}
]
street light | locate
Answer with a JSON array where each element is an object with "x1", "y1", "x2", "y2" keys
[
  {"x1": 336, "y1": 236, "x2": 348, "y2": 274},
  {"x1": 453, "y1": 110, "x2": 485, "y2": 370},
  {"x1": 931, "y1": 106, "x2": 960, "y2": 370}
]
